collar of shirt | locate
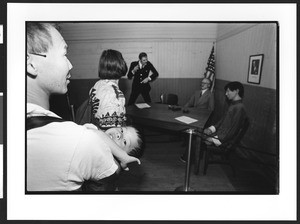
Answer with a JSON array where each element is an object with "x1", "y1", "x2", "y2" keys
[
  {"x1": 27, "y1": 103, "x2": 61, "y2": 118},
  {"x1": 138, "y1": 61, "x2": 143, "y2": 69},
  {"x1": 201, "y1": 89, "x2": 208, "y2": 95},
  {"x1": 230, "y1": 99, "x2": 243, "y2": 105}
]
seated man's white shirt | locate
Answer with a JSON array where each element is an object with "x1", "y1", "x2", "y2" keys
[
  {"x1": 27, "y1": 103, "x2": 118, "y2": 191},
  {"x1": 201, "y1": 89, "x2": 208, "y2": 95}
]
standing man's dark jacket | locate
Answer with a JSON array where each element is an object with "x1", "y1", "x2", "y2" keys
[{"x1": 127, "y1": 61, "x2": 159, "y2": 105}]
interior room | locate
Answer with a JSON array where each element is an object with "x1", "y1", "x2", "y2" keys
[{"x1": 49, "y1": 22, "x2": 277, "y2": 193}]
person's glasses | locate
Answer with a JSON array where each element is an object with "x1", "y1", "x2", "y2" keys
[
  {"x1": 29, "y1": 52, "x2": 47, "y2": 58},
  {"x1": 202, "y1": 82, "x2": 210, "y2": 85}
]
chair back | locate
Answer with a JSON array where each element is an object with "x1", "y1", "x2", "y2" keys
[{"x1": 160, "y1": 93, "x2": 178, "y2": 105}]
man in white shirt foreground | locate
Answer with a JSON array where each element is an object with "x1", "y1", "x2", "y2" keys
[{"x1": 26, "y1": 23, "x2": 140, "y2": 191}]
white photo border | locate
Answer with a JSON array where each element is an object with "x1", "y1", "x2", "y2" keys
[{"x1": 7, "y1": 3, "x2": 296, "y2": 221}]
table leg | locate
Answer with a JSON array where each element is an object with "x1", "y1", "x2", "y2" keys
[{"x1": 194, "y1": 136, "x2": 202, "y2": 175}]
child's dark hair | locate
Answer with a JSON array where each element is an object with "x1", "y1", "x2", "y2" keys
[
  {"x1": 224, "y1": 81, "x2": 244, "y2": 98},
  {"x1": 98, "y1": 49, "x2": 128, "y2": 79}
]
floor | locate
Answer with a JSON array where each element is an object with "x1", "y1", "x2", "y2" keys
[{"x1": 116, "y1": 128, "x2": 277, "y2": 194}]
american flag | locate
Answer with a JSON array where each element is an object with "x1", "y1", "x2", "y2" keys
[{"x1": 204, "y1": 45, "x2": 216, "y2": 92}]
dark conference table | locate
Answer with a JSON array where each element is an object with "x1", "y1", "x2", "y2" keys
[
  {"x1": 126, "y1": 103, "x2": 211, "y2": 132},
  {"x1": 126, "y1": 103, "x2": 212, "y2": 191}
]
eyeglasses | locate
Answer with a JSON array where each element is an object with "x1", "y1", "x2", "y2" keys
[
  {"x1": 29, "y1": 52, "x2": 47, "y2": 58},
  {"x1": 202, "y1": 82, "x2": 210, "y2": 85}
]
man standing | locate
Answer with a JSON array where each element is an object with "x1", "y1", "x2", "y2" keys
[
  {"x1": 127, "y1": 52, "x2": 159, "y2": 105},
  {"x1": 183, "y1": 78, "x2": 215, "y2": 111},
  {"x1": 26, "y1": 23, "x2": 139, "y2": 191}
]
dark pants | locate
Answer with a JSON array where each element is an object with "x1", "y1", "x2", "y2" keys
[{"x1": 128, "y1": 84, "x2": 151, "y2": 106}]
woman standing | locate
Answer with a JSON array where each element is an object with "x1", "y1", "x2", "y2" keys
[{"x1": 89, "y1": 49, "x2": 128, "y2": 130}]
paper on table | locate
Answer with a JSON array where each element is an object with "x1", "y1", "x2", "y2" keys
[
  {"x1": 135, "y1": 103, "x2": 151, "y2": 109},
  {"x1": 175, "y1": 116, "x2": 198, "y2": 124}
]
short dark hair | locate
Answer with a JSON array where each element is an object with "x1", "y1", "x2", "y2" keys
[
  {"x1": 98, "y1": 49, "x2": 128, "y2": 79},
  {"x1": 138, "y1": 52, "x2": 147, "y2": 60},
  {"x1": 27, "y1": 23, "x2": 60, "y2": 54},
  {"x1": 224, "y1": 81, "x2": 244, "y2": 98}
]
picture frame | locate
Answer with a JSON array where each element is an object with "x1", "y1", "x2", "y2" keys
[{"x1": 247, "y1": 54, "x2": 264, "y2": 84}]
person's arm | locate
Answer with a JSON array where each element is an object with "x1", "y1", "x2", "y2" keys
[
  {"x1": 148, "y1": 62, "x2": 159, "y2": 81},
  {"x1": 70, "y1": 128, "x2": 119, "y2": 183},
  {"x1": 216, "y1": 105, "x2": 246, "y2": 142},
  {"x1": 127, "y1": 62, "x2": 138, "y2": 80},
  {"x1": 82, "y1": 124, "x2": 140, "y2": 171},
  {"x1": 184, "y1": 92, "x2": 196, "y2": 108},
  {"x1": 94, "y1": 130, "x2": 140, "y2": 170}
]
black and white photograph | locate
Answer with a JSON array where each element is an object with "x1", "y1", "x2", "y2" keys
[
  {"x1": 25, "y1": 22, "x2": 277, "y2": 194},
  {"x1": 4, "y1": 2, "x2": 297, "y2": 222}
]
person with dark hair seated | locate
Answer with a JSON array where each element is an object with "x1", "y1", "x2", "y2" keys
[
  {"x1": 180, "y1": 81, "x2": 247, "y2": 163},
  {"x1": 203, "y1": 81, "x2": 247, "y2": 146}
]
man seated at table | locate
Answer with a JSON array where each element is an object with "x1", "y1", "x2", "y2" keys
[
  {"x1": 203, "y1": 81, "x2": 247, "y2": 146},
  {"x1": 180, "y1": 78, "x2": 214, "y2": 162},
  {"x1": 180, "y1": 81, "x2": 246, "y2": 163},
  {"x1": 183, "y1": 78, "x2": 215, "y2": 111}
]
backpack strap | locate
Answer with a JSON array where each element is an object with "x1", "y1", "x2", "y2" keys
[{"x1": 27, "y1": 116, "x2": 65, "y2": 131}]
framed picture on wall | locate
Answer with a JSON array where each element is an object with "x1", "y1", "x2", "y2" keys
[{"x1": 247, "y1": 54, "x2": 264, "y2": 84}]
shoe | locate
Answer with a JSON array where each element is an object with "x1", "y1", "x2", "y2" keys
[{"x1": 179, "y1": 155, "x2": 186, "y2": 163}]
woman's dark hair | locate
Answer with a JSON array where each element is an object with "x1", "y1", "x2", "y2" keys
[
  {"x1": 98, "y1": 49, "x2": 128, "y2": 79},
  {"x1": 224, "y1": 81, "x2": 244, "y2": 98},
  {"x1": 138, "y1": 52, "x2": 147, "y2": 60}
]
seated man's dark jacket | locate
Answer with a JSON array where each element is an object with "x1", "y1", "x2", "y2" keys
[{"x1": 213, "y1": 100, "x2": 247, "y2": 143}]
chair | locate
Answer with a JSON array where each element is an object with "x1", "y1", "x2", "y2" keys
[
  {"x1": 160, "y1": 93, "x2": 178, "y2": 105},
  {"x1": 202, "y1": 117, "x2": 250, "y2": 176}
]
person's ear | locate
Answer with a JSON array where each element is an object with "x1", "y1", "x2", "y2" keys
[{"x1": 26, "y1": 54, "x2": 38, "y2": 78}]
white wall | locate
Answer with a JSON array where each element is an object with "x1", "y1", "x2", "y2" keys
[
  {"x1": 67, "y1": 39, "x2": 214, "y2": 79},
  {"x1": 60, "y1": 23, "x2": 216, "y2": 79},
  {"x1": 216, "y1": 23, "x2": 277, "y2": 89}
]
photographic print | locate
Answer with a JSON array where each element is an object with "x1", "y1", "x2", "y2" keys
[
  {"x1": 247, "y1": 54, "x2": 264, "y2": 84},
  {"x1": 6, "y1": 3, "x2": 296, "y2": 222}
]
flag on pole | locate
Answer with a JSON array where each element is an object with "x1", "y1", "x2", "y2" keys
[{"x1": 204, "y1": 44, "x2": 216, "y2": 92}]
